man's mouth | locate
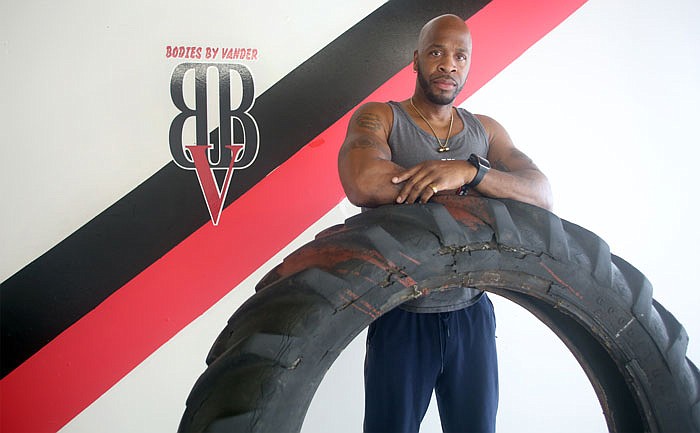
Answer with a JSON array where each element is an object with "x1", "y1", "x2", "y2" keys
[{"x1": 432, "y1": 76, "x2": 457, "y2": 90}]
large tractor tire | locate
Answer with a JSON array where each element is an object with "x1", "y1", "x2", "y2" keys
[{"x1": 178, "y1": 196, "x2": 700, "y2": 433}]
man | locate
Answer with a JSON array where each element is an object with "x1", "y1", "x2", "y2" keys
[{"x1": 337, "y1": 14, "x2": 553, "y2": 433}]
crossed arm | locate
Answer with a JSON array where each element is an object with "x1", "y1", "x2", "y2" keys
[{"x1": 337, "y1": 102, "x2": 553, "y2": 211}]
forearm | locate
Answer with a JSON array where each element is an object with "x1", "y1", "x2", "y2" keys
[
  {"x1": 475, "y1": 168, "x2": 554, "y2": 210},
  {"x1": 339, "y1": 157, "x2": 405, "y2": 208}
]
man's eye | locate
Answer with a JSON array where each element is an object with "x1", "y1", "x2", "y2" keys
[{"x1": 430, "y1": 51, "x2": 441, "y2": 56}]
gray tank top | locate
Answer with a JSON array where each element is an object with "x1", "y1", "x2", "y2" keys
[{"x1": 387, "y1": 101, "x2": 489, "y2": 313}]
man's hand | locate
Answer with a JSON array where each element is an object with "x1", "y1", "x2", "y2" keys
[{"x1": 392, "y1": 160, "x2": 477, "y2": 204}]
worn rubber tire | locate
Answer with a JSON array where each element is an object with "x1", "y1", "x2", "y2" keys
[{"x1": 178, "y1": 196, "x2": 700, "y2": 433}]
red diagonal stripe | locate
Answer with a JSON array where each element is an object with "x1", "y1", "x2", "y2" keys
[{"x1": 0, "y1": 1, "x2": 587, "y2": 431}]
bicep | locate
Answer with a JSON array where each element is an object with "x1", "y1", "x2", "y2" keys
[
  {"x1": 338, "y1": 104, "x2": 394, "y2": 179},
  {"x1": 338, "y1": 104, "x2": 406, "y2": 206}
]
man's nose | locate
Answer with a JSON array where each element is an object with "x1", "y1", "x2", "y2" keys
[{"x1": 438, "y1": 57, "x2": 457, "y2": 73}]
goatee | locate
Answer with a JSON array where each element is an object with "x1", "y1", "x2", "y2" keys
[{"x1": 417, "y1": 67, "x2": 462, "y2": 105}]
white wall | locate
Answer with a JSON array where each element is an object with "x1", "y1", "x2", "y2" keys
[
  {"x1": 2, "y1": 0, "x2": 698, "y2": 432},
  {"x1": 0, "y1": 0, "x2": 386, "y2": 282}
]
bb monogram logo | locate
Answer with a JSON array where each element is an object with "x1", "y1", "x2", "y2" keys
[{"x1": 169, "y1": 63, "x2": 259, "y2": 225}]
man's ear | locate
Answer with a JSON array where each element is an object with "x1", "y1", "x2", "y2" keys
[{"x1": 412, "y1": 50, "x2": 418, "y2": 71}]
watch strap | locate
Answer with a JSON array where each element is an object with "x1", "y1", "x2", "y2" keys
[
  {"x1": 467, "y1": 161, "x2": 489, "y2": 188},
  {"x1": 457, "y1": 154, "x2": 490, "y2": 196}
]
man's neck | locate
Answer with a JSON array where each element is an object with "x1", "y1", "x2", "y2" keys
[{"x1": 409, "y1": 95, "x2": 454, "y2": 122}]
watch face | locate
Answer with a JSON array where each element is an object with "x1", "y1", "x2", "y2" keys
[
  {"x1": 470, "y1": 153, "x2": 490, "y2": 168},
  {"x1": 478, "y1": 155, "x2": 491, "y2": 168},
  {"x1": 466, "y1": 153, "x2": 490, "y2": 188}
]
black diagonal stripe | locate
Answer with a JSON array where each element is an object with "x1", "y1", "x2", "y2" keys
[{"x1": 0, "y1": 0, "x2": 490, "y2": 378}]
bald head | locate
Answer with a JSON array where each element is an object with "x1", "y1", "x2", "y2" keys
[{"x1": 418, "y1": 14, "x2": 472, "y2": 54}]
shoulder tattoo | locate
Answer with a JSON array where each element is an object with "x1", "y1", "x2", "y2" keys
[
  {"x1": 340, "y1": 136, "x2": 390, "y2": 159},
  {"x1": 355, "y1": 112, "x2": 383, "y2": 132},
  {"x1": 350, "y1": 137, "x2": 379, "y2": 150}
]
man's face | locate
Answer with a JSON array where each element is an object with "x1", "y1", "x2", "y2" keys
[{"x1": 414, "y1": 22, "x2": 471, "y2": 105}]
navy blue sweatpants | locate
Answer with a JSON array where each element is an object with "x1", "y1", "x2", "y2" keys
[{"x1": 363, "y1": 294, "x2": 498, "y2": 433}]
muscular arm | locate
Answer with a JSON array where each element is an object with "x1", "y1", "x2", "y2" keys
[
  {"x1": 390, "y1": 113, "x2": 553, "y2": 209},
  {"x1": 340, "y1": 103, "x2": 487, "y2": 207},
  {"x1": 339, "y1": 105, "x2": 553, "y2": 210},
  {"x1": 338, "y1": 103, "x2": 405, "y2": 207},
  {"x1": 475, "y1": 114, "x2": 554, "y2": 210}
]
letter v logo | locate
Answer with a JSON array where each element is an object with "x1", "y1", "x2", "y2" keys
[{"x1": 186, "y1": 144, "x2": 244, "y2": 226}]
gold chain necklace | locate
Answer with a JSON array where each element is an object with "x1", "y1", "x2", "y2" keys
[{"x1": 410, "y1": 97, "x2": 453, "y2": 153}]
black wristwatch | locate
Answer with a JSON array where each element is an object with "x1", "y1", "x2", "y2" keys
[{"x1": 457, "y1": 153, "x2": 491, "y2": 196}]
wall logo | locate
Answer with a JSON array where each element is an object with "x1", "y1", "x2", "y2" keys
[{"x1": 168, "y1": 53, "x2": 259, "y2": 226}]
